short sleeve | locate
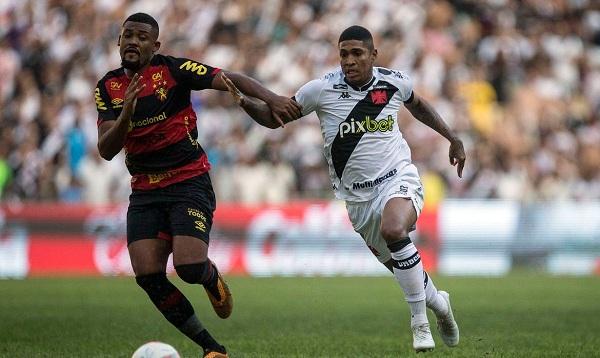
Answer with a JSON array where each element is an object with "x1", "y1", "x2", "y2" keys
[
  {"x1": 390, "y1": 70, "x2": 414, "y2": 103},
  {"x1": 166, "y1": 56, "x2": 221, "y2": 91},
  {"x1": 95, "y1": 80, "x2": 117, "y2": 123},
  {"x1": 294, "y1": 79, "x2": 324, "y2": 116}
]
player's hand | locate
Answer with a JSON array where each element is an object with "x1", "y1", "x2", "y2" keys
[
  {"x1": 221, "y1": 72, "x2": 246, "y2": 107},
  {"x1": 267, "y1": 95, "x2": 302, "y2": 127},
  {"x1": 449, "y1": 138, "x2": 466, "y2": 178},
  {"x1": 123, "y1": 73, "x2": 145, "y2": 117}
]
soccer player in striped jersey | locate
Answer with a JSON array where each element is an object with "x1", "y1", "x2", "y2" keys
[
  {"x1": 95, "y1": 13, "x2": 301, "y2": 358},
  {"x1": 222, "y1": 25, "x2": 464, "y2": 353}
]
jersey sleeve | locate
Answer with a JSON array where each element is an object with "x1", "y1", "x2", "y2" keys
[
  {"x1": 166, "y1": 55, "x2": 221, "y2": 91},
  {"x1": 294, "y1": 79, "x2": 324, "y2": 116},
  {"x1": 95, "y1": 79, "x2": 117, "y2": 123},
  {"x1": 390, "y1": 70, "x2": 414, "y2": 103}
]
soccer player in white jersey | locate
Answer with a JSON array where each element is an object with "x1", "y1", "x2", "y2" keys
[{"x1": 222, "y1": 25, "x2": 465, "y2": 353}]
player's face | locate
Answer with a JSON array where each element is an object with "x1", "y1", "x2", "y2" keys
[
  {"x1": 339, "y1": 40, "x2": 377, "y2": 86},
  {"x1": 119, "y1": 21, "x2": 160, "y2": 71}
]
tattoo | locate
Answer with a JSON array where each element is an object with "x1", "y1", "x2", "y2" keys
[{"x1": 407, "y1": 97, "x2": 455, "y2": 142}]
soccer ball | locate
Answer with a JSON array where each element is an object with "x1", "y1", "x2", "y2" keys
[{"x1": 131, "y1": 341, "x2": 180, "y2": 358}]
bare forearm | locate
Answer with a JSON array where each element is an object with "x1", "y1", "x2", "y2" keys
[
  {"x1": 225, "y1": 72, "x2": 276, "y2": 105},
  {"x1": 97, "y1": 73, "x2": 145, "y2": 160},
  {"x1": 406, "y1": 95, "x2": 458, "y2": 142},
  {"x1": 240, "y1": 97, "x2": 281, "y2": 129},
  {"x1": 97, "y1": 115, "x2": 130, "y2": 160}
]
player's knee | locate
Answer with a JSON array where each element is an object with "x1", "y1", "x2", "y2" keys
[
  {"x1": 175, "y1": 261, "x2": 213, "y2": 284},
  {"x1": 135, "y1": 272, "x2": 168, "y2": 292},
  {"x1": 386, "y1": 237, "x2": 412, "y2": 252},
  {"x1": 380, "y1": 225, "x2": 410, "y2": 243}
]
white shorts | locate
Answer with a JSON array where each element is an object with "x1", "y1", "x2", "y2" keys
[{"x1": 345, "y1": 167, "x2": 424, "y2": 263}]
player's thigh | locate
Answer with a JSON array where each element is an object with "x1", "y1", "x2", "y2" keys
[
  {"x1": 127, "y1": 204, "x2": 172, "y2": 275},
  {"x1": 168, "y1": 174, "x2": 216, "y2": 265},
  {"x1": 128, "y1": 239, "x2": 172, "y2": 275},
  {"x1": 172, "y1": 235, "x2": 209, "y2": 266},
  {"x1": 380, "y1": 197, "x2": 417, "y2": 240},
  {"x1": 346, "y1": 200, "x2": 391, "y2": 264},
  {"x1": 169, "y1": 201, "x2": 212, "y2": 265}
]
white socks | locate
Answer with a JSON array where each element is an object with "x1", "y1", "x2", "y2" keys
[
  {"x1": 424, "y1": 271, "x2": 449, "y2": 317},
  {"x1": 389, "y1": 242, "x2": 428, "y2": 326},
  {"x1": 389, "y1": 241, "x2": 450, "y2": 325}
]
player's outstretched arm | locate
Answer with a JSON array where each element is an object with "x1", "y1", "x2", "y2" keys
[
  {"x1": 220, "y1": 72, "x2": 300, "y2": 129},
  {"x1": 404, "y1": 92, "x2": 466, "y2": 177},
  {"x1": 97, "y1": 73, "x2": 145, "y2": 160},
  {"x1": 213, "y1": 71, "x2": 302, "y2": 126}
]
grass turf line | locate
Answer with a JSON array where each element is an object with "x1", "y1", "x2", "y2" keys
[{"x1": 1, "y1": 273, "x2": 599, "y2": 357}]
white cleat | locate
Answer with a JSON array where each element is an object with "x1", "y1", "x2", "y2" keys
[
  {"x1": 437, "y1": 291, "x2": 459, "y2": 347},
  {"x1": 412, "y1": 323, "x2": 435, "y2": 352}
]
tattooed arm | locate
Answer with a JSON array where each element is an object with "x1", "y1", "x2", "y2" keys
[{"x1": 404, "y1": 92, "x2": 466, "y2": 177}]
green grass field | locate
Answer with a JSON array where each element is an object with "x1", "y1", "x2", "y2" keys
[{"x1": 1, "y1": 273, "x2": 599, "y2": 357}]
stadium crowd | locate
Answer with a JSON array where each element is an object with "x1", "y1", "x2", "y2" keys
[{"x1": 0, "y1": 0, "x2": 599, "y2": 205}]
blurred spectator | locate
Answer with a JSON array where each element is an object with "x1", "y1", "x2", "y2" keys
[{"x1": 0, "y1": 0, "x2": 598, "y2": 204}]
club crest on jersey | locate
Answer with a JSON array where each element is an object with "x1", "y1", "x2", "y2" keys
[
  {"x1": 110, "y1": 81, "x2": 122, "y2": 90},
  {"x1": 155, "y1": 86, "x2": 168, "y2": 101},
  {"x1": 370, "y1": 90, "x2": 388, "y2": 105},
  {"x1": 151, "y1": 71, "x2": 168, "y2": 101}
]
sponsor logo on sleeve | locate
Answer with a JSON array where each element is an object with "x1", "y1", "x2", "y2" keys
[
  {"x1": 94, "y1": 87, "x2": 107, "y2": 110},
  {"x1": 179, "y1": 60, "x2": 207, "y2": 76}
]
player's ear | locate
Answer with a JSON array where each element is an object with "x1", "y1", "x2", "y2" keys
[
  {"x1": 153, "y1": 41, "x2": 161, "y2": 53},
  {"x1": 117, "y1": 35, "x2": 121, "y2": 47},
  {"x1": 371, "y1": 48, "x2": 378, "y2": 62}
]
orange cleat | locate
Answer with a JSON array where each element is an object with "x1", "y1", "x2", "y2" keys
[{"x1": 204, "y1": 263, "x2": 233, "y2": 319}]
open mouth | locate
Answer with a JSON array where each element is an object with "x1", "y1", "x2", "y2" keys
[{"x1": 124, "y1": 48, "x2": 140, "y2": 55}]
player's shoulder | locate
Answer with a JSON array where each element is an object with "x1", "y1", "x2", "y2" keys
[
  {"x1": 148, "y1": 53, "x2": 182, "y2": 69},
  {"x1": 97, "y1": 67, "x2": 125, "y2": 86},
  {"x1": 304, "y1": 69, "x2": 345, "y2": 91},
  {"x1": 319, "y1": 68, "x2": 344, "y2": 83},
  {"x1": 374, "y1": 66, "x2": 411, "y2": 85},
  {"x1": 151, "y1": 53, "x2": 181, "y2": 65}
]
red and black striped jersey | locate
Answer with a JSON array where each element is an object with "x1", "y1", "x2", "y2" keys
[{"x1": 95, "y1": 54, "x2": 221, "y2": 190}]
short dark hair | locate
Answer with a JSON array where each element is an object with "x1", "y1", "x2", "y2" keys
[
  {"x1": 123, "y1": 13, "x2": 159, "y2": 37},
  {"x1": 338, "y1": 25, "x2": 374, "y2": 49}
]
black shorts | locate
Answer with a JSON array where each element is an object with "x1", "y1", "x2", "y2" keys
[{"x1": 127, "y1": 173, "x2": 216, "y2": 245}]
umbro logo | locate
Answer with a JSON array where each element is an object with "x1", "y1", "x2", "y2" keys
[{"x1": 338, "y1": 91, "x2": 351, "y2": 99}]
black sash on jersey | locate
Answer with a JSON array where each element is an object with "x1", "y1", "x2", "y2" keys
[{"x1": 331, "y1": 80, "x2": 399, "y2": 179}]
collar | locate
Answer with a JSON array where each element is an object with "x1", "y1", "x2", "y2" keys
[{"x1": 344, "y1": 74, "x2": 375, "y2": 92}]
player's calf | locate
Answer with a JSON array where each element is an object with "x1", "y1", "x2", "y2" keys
[
  {"x1": 135, "y1": 272, "x2": 225, "y2": 352},
  {"x1": 175, "y1": 260, "x2": 233, "y2": 319}
]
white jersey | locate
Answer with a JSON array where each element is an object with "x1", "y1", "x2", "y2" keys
[{"x1": 294, "y1": 67, "x2": 417, "y2": 202}]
